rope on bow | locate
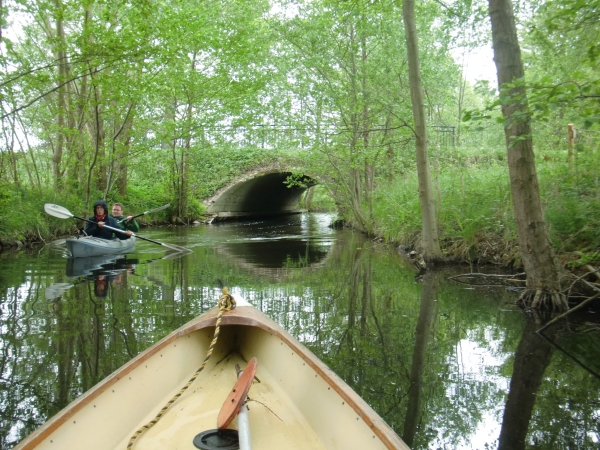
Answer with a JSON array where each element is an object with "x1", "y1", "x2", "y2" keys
[{"x1": 127, "y1": 287, "x2": 237, "y2": 449}]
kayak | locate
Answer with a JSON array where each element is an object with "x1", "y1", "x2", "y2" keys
[
  {"x1": 65, "y1": 236, "x2": 136, "y2": 257},
  {"x1": 13, "y1": 293, "x2": 409, "y2": 450}
]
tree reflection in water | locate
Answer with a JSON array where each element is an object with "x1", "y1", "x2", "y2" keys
[
  {"x1": 403, "y1": 270, "x2": 440, "y2": 447},
  {"x1": 1, "y1": 215, "x2": 600, "y2": 449},
  {"x1": 498, "y1": 318, "x2": 557, "y2": 450}
]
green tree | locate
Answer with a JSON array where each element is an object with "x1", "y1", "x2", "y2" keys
[
  {"x1": 488, "y1": 0, "x2": 567, "y2": 310},
  {"x1": 402, "y1": 0, "x2": 443, "y2": 263}
]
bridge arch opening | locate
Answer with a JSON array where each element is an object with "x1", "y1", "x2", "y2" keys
[{"x1": 205, "y1": 171, "x2": 317, "y2": 221}]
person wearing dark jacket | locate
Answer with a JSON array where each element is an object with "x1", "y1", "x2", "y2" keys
[{"x1": 84, "y1": 200, "x2": 132, "y2": 240}]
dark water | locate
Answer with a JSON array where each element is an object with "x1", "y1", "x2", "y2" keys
[{"x1": 1, "y1": 212, "x2": 599, "y2": 449}]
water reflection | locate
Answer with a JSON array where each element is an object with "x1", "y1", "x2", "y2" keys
[
  {"x1": 219, "y1": 238, "x2": 330, "y2": 268},
  {"x1": 403, "y1": 270, "x2": 440, "y2": 447},
  {"x1": 65, "y1": 254, "x2": 133, "y2": 278},
  {"x1": 1, "y1": 213, "x2": 599, "y2": 449},
  {"x1": 210, "y1": 213, "x2": 335, "y2": 278},
  {"x1": 498, "y1": 320, "x2": 557, "y2": 450}
]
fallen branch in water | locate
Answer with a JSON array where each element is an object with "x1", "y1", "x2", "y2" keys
[{"x1": 448, "y1": 272, "x2": 526, "y2": 287}]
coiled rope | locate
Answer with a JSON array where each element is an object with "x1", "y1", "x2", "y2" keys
[{"x1": 127, "y1": 287, "x2": 237, "y2": 449}]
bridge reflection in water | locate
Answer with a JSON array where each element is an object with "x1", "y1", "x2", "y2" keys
[{"x1": 207, "y1": 212, "x2": 335, "y2": 278}]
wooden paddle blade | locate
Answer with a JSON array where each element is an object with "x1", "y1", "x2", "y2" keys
[
  {"x1": 44, "y1": 203, "x2": 75, "y2": 219},
  {"x1": 217, "y1": 357, "x2": 258, "y2": 430}
]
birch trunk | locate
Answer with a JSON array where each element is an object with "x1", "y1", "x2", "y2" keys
[{"x1": 53, "y1": 0, "x2": 68, "y2": 190}]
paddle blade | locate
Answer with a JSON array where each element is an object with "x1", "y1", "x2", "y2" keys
[
  {"x1": 145, "y1": 203, "x2": 170, "y2": 214},
  {"x1": 45, "y1": 282, "x2": 75, "y2": 299},
  {"x1": 44, "y1": 203, "x2": 75, "y2": 219},
  {"x1": 161, "y1": 250, "x2": 192, "y2": 260},
  {"x1": 162, "y1": 243, "x2": 192, "y2": 253}
]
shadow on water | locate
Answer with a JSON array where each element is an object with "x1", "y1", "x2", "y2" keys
[{"x1": 1, "y1": 212, "x2": 599, "y2": 449}]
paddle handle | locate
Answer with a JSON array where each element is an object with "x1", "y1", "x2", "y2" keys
[{"x1": 238, "y1": 404, "x2": 252, "y2": 450}]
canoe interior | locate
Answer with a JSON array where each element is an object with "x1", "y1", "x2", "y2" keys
[{"x1": 15, "y1": 307, "x2": 408, "y2": 450}]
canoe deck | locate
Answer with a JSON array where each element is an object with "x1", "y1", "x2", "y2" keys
[
  {"x1": 15, "y1": 305, "x2": 408, "y2": 450},
  {"x1": 131, "y1": 347, "x2": 331, "y2": 449}
]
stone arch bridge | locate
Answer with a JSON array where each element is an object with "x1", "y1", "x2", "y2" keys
[{"x1": 204, "y1": 169, "x2": 317, "y2": 221}]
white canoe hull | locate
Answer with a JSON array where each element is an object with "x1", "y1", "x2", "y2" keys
[
  {"x1": 14, "y1": 299, "x2": 409, "y2": 450},
  {"x1": 65, "y1": 236, "x2": 136, "y2": 257}
]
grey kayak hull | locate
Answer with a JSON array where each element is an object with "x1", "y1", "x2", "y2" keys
[{"x1": 65, "y1": 236, "x2": 136, "y2": 257}]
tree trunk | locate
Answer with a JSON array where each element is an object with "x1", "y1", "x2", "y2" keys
[
  {"x1": 346, "y1": 22, "x2": 368, "y2": 231},
  {"x1": 488, "y1": 0, "x2": 567, "y2": 311},
  {"x1": 402, "y1": 0, "x2": 443, "y2": 263},
  {"x1": 85, "y1": 75, "x2": 105, "y2": 207},
  {"x1": 360, "y1": 34, "x2": 374, "y2": 223},
  {"x1": 53, "y1": 0, "x2": 68, "y2": 191},
  {"x1": 112, "y1": 103, "x2": 136, "y2": 196},
  {"x1": 457, "y1": 73, "x2": 467, "y2": 146},
  {"x1": 383, "y1": 113, "x2": 395, "y2": 182}
]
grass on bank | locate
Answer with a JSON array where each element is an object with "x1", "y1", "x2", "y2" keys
[{"x1": 369, "y1": 144, "x2": 600, "y2": 268}]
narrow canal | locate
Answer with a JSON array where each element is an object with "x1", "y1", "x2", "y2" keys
[{"x1": 1, "y1": 212, "x2": 598, "y2": 449}]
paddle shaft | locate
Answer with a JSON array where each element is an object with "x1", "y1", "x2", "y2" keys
[
  {"x1": 236, "y1": 365, "x2": 252, "y2": 450},
  {"x1": 117, "y1": 203, "x2": 170, "y2": 224}
]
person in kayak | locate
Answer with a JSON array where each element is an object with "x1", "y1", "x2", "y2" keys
[
  {"x1": 110, "y1": 203, "x2": 140, "y2": 232},
  {"x1": 84, "y1": 200, "x2": 132, "y2": 239}
]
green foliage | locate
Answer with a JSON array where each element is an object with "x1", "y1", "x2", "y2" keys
[
  {"x1": 371, "y1": 174, "x2": 422, "y2": 244},
  {"x1": 0, "y1": 184, "x2": 80, "y2": 244},
  {"x1": 539, "y1": 151, "x2": 600, "y2": 253},
  {"x1": 0, "y1": 0, "x2": 598, "y2": 263},
  {"x1": 108, "y1": 188, "x2": 174, "y2": 225},
  {"x1": 302, "y1": 185, "x2": 336, "y2": 212},
  {"x1": 371, "y1": 153, "x2": 517, "y2": 258},
  {"x1": 566, "y1": 250, "x2": 600, "y2": 269}
]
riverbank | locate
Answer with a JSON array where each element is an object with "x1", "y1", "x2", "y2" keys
[{"x1": 1, "y1": 213, "x2": 592, "y2": 284}]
